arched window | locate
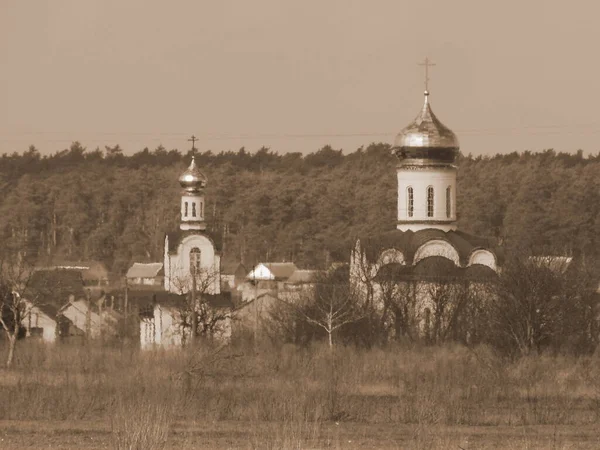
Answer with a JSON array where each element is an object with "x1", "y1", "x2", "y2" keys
[
  {"x1": 446, "y1": 186, "x2": 452, "y2": 218},
  {"x1": 189, "y1": 247, "x2": 201, "y2": 274},
  {"x1": 407, "y1": 186, "x2": 414, "y2": 218},
  {"x1": 184, "y1": 202, "x2": 189, "y2": 218},
  {"x1": 192, "y1": 202, "x2": 197, "y2": 217},
  {"x1": 199, "y1": 201, "x2": 203, "y2": 218},
  {"x1": 427, "y1": 186, "x2": 434, "y2": 217}
]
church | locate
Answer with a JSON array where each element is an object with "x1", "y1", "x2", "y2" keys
[
  {"x1": 138, "y1": 155, "x2": 230, "y2": 348},
  {"x1": 350, "y1": 86, "x2": 498, "y2": 341},
  {"x1": 163, "y1": 156, "x2": 221, "y2": 295}
]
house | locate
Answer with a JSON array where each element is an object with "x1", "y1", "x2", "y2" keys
[
  {"x1": 57, "y1": 297, "x2": 121, "y2": 339},
  {"x1": 221, "y1": 262, "x2": 247, "y2": 291},
  {"x1": 21, "y1": 302, "x2": 58, "y2": 343},
  {"x1": 39, "y1": 261, "x2": 110, "y2": 289},
  {"x1": 247, "y1": 262, "x2": 298, "y2": 282},
  {"x1": 126, "y1": 262, "x2": 164, "y2": 287}
]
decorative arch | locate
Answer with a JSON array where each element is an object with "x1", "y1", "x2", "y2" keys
[
  {"x1": 413, "y1": 240, "x2": 460, "y2": 266},
  {"x1": 377, "y1": 248, "x2": 406, "y2": 266},
  {"x1": 468, "y1": 249, "x2": 497, "y2": 271}
]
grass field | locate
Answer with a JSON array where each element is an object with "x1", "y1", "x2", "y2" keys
[{"x1": 1, "y1": 341, "x2": 600, "y2": 449}]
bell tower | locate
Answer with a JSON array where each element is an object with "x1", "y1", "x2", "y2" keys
[
  {"x1": 392, "y1": 60, "x2": 459, "y2": 232},
  {"x1": 178, "y1": 141, "x2": 207, "y2": 231}
]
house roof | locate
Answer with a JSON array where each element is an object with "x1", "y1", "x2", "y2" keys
[
  {"x1": 43, "y1": 260, "x2": 109, "y2": 281},
  {"x1": 285, "y1": 269, "x2": 320, "y2": 284},
  {"x1": 36, "y1": 303, "x2": 59, "y2": 318},
  {"x1": 247, "y1": 262, "x2": 298, "y2": 281},
  {"x1": 27, "y1": 269, "x2": 86, "y2": 307},
  {"x1": 358, "y1": 228, "x2": 499, "y2": 267},
  {"x1": 126, "y1": 262, "x2": 164, "y2": 279},
  {"x1": 165, "y1": 229, "x2": 223, "y2": 254}
]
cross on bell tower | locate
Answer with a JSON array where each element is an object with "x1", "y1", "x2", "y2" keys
[
  {"x1": 188, "y1": 135, "x2": 198, "y2": 153},
  {"x1": 418, "y1": 57, "x2": 436, "y2": 93}
]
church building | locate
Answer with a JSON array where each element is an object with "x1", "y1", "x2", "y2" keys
[
  {"x1": 164, "y1": 156, "x2": 221, "y2": 295},
  {"x1": 138, "y1": 155, "x2": 229, "y2": 348},
  {"x1": 350, "y1": 86, "x2": 498, "y2": 341}
]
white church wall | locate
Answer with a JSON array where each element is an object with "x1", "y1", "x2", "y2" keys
[
  {"x1": 413, "y1": 240, "x2": 460, "y2": 265},
  {"x1": 165, "y1": 234, "x2": 220, "y2": 294},
  {"x1": 397, "y1": 166, "x2": 457, "y2": 231}
]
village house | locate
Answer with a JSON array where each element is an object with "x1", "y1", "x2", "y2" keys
[
  {"x1": 126, "y1": 262, "x2": 164, "y2": 287},
  {"x1": 21, "y1": 301, "x2": 58, "y2": 343}
]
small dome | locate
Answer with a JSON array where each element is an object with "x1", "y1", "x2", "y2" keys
[
  {"x1": 393, "y1": 91, "x2": 459, "y2": 164},
  {"x1": 178, "y1": 156, "x2": 207, "y2": 191}
]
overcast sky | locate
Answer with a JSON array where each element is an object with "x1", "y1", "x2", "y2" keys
[{"x1": 1, "y1": 0, "x2": 599, "y2": 156}]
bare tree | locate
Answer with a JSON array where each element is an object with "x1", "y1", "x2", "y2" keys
[
  {"x1": 281, "y1": 270, "x2": 365, "y2": 348},
  {"x1": 488, "y1": 253, "x2": 598, "y2": 356},
  {"x1": 171, "y1": 265, "x2": 230, "y2": 344},
  {"x1": 0, "y1": 259, "x2": 36, "y2": 368},
  {"x1": 375, "y1": 264, "x2": 419, "y2": 341}
]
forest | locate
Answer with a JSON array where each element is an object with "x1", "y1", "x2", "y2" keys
[{"x1": 0, "y1": 142, "x2": 599, "y2": 274}]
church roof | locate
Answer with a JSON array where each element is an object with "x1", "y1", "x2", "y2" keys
[
  {"x1": 179, "y1": 156, "x2": 207, "y2": 191},
  {"x1": 393, "y1": 91, "x2": 459, "y2": 165},
  {"x1": 374, "y1": 257, "x2": 497, "y2": 282},
  {"x1": 166, "y1": 229, "x2": 223, "y2": 254},
  {"x1": 358, "y1": 228, "x2": 498, "y2": 267}
]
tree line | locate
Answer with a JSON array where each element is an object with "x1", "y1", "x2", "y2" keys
[{"x1": 1, "y1": 143, "x2": 599, "y2": 274}]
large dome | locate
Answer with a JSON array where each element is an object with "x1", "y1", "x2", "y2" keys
[
  {"x1": 178, "y1": 156, "x2": 207, "y2": 192},
  {"x1": 393, "y1": 91, "x2": 459, "y2": 165}
]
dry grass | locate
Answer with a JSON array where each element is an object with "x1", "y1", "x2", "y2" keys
[{"x1": 2, "y1": 340, "x2": 600, "y2": 448}]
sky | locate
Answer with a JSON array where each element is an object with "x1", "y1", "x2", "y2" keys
[{"x1": 1, "y1": 0, "x2": 600, "y2": 157}]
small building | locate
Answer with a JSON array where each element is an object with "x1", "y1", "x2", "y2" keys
[
  {"x1": 57, "y1": 297, "x2": 121, "y2": 339},
  {"x1": 221, "y1": 262, "x2": 247, "y2": 291},
  {"x1": 21, "y1": 302, "x2": 58, "y2": 343},
  {"x1": 126, "y1": 262, "x2": 164, "y2": 287}
]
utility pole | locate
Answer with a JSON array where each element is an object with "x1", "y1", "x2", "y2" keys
[{"x1": 190, "y1": 269, "x2": 198, "y2": 344}]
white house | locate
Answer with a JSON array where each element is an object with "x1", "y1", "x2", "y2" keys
[
  {"x1": 126, "y1": 262, "x2": 164, "y2": 287},
  {"x1": 21, "y1": 302, "x2": 58, "y2": 343}
]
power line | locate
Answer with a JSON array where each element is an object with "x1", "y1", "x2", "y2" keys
[{"x1": 2, "y1": 124, "x2": 600, "y2": 144}]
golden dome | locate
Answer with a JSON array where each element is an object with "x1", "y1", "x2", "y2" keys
[
  {"x1": 393, "y1": 91, "x2": 459, "y2": 164},
  {"x1": 178, "y1": 156, "x2": 207, "y2": 191}
]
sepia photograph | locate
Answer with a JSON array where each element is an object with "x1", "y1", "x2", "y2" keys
[{"x1": 1, "y1": 1, "x2": 600, "y2": 448}]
